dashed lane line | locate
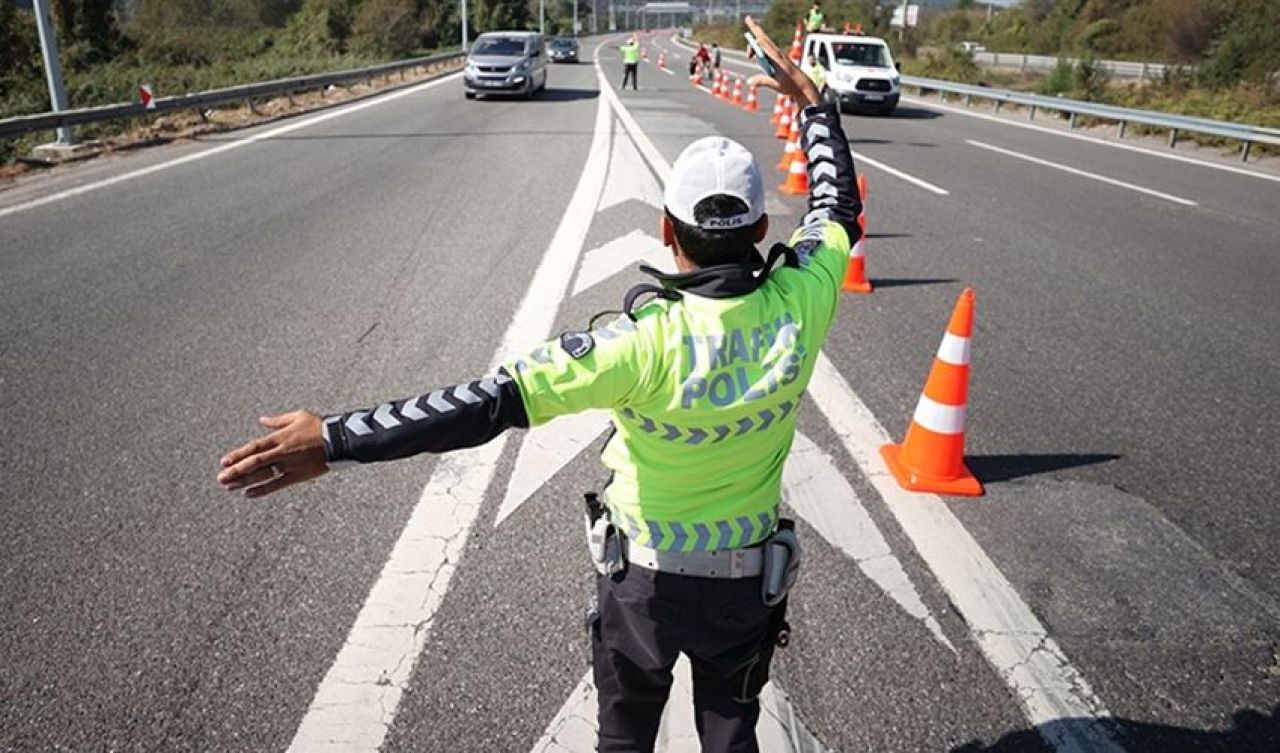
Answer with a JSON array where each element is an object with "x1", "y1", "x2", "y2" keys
[
  {"x1": 849, "y1": 147, "x2": 950, "y2": 195},
  {"x1": 286, "y1": 52, "x2": 612, "y2": 753},
  {"x1": 968, "y1": 138, "x2": 1198, "y2": 206},
  {"x1": 606, "y1": 46, "x2": 1127, "y2": 753},
  {"x1": 0, "y1": 72, "x2": 463, "y2": 220},
  {"x1": 907, "y1": 95, "x2": 1280, "y2": 185}
]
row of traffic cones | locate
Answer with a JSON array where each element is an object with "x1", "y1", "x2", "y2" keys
[{"x1": 696, "y1": 68, "x2": 762, "y2": 114}]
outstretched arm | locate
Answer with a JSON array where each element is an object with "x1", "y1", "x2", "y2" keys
[{"x1": 217, "y1": 369, "x2": 529, "y2": 498}]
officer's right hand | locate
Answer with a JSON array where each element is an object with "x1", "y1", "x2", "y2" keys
[{"x1": 744, "y1": 16, "x2": 822, "y2": 109}]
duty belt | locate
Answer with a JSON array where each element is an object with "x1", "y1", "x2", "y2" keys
[{"x1": 625, "y1": 539, "x2": 764, "y2": 579}]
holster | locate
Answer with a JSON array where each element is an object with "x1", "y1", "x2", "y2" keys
[
  {"x1": 584, "y1": 492, "x2": 626, "y2": 577},
  {"x1": 761, "y1": 519, "x2": 801, "y2": 607}
]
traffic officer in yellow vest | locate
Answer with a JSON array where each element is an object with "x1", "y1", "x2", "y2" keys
[
  {"x1": 620, "y1": 35, "x2": 641, "y2": 90},
  {"x1": 806, "y1": 53, "x2": 827, "y2": 92},
  {"x1": 806, "y1": 1, "x2": 825, "y2": 33},
  {"x1": 216, "y1": 15, "x2": 859, "y2": 753}
]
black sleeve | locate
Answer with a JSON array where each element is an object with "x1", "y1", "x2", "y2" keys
[
  {"x1": 321, "y1": 367, "x2": 530, "y2": 465},
  {"x1": 796, "y1": 102, "x2": 862, "y2": 245}
]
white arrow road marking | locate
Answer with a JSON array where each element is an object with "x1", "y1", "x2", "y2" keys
[
  {"x1": 784, "y1": 432, "x2": 955, "y2": 653},
  {"x1": 571, "y1": 229, "x2": 672, "y2": 297},
  {"x1": 495, "y1": 410, "x2": 613, "y2": 527},
  {"x1": 604, "y1": 71, "x2": 1125, "y2": 753},
  {"x1": 530, "y1": 660, "x2": 830, "y2": 753},
  {"x1": 287, "y1": 68, "x2": 614, "y2": 753},
  {"x1": 599, "y1": 119, "x2": 665, "y2": 213}
]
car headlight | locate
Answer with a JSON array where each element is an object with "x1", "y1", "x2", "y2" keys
[{"x1": 514, "y1": 59, "x2": 531, "y2": 72}]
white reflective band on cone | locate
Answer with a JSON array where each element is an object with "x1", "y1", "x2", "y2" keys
[
  {"x1": 913, "y1": 394, "x2": 967, "y2": 434},
  {"x1": 936, "y1": 332, "x2": 971, "y2": 366},
  {"x1": 851, "y1": 238, "x2": 866, "y2": 258}
]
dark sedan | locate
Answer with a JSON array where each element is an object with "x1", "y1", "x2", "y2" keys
[{"x1": 548, "y1": 37, "x2": 579, "y2": 63}]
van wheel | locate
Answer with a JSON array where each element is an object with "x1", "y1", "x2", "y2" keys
[
  {"x1": 464, "y1": 91, "x2": 476, "y2": 100},
  {"x1": 879, "y1": 104, "x2": 896, "y2": 116}
]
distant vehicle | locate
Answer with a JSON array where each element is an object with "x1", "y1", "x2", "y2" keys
[
  {"x1": 464, "y1": 31, "x2": 548, "y2": 100},
  {"x1": 801, "y1": 33, "x2": 901, "y2": 116},
  {"x1": 959, "y1": 41, "x2": 986, "y2": 54},
  {"x1": 548, "y1": 37, "x2": 580, "y2": 63}
]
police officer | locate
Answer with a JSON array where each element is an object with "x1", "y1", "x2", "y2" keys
[
  {"x1": 620, "y1": 36, "x2": 640, "y2": 90},
  {"x1": 217, "y1": 16, "x2": 860, "y2": 753},
  {"x1": 806, "y1": 1, "x2": 825, "y2": 33}
]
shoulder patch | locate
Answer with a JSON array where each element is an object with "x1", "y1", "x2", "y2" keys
[{"x1": 559, "y1": 331, "x2": 595, "y2": 359}]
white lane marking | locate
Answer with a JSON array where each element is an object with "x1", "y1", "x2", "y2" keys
[
  {"x1": 806, "y1": 353, "x2": 1125, "y2": 753},
  {"x1": 571, "y1": 229, "x2": 671, "y2": 297},
  {"x1": 0, "y1": 72, "x2": 463, "y2": 220},
  {"x1": 850, "y1": 147, "x2": 950, "y2": 195},
  {"x1": 599, "y1": 127, "x2": 665, "y2": 212},
  {"x1": 495, "y1": 410, "x2": 611, "y2": 527},
  {"x1": 530, "y1": 661, "x2": 829, "y2": 753},
  {"x1": 287, "y1": 70, "x2": 612, "y2": 753},
  {"x1": 598, "y1": 74, "x2": 671, "y2": 185},
  {"x1": 606, "y1": 53, "x2": 1126, "y2": 753},
  {"x1": 785, "y1": 432, "x2": 955, "y2": 651},
  {"x1": 905, "y1": 94, "x2": 1280, "y2": 185},
  {"x1": 661, "y1": 68, "x2": 675, "y2": 76},
  {"x1": 967, "y1": 138, "x2": 1198, "y2": 206}
]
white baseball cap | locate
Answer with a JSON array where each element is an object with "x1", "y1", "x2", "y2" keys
[{"x1": 664, "y1": 136, "x2": 765, "y2": 231}]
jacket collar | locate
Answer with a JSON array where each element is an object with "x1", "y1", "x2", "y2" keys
[{"x1": 637, "y1": 244, "x2": 795, "y2": 299}]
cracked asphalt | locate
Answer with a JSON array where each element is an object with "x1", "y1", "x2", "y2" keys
[{"x1": 2, "y1": 35, "x2": 1279, "y2": 753}]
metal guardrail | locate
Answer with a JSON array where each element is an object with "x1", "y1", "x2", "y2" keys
[
  {"x1": 901, "y1": 76, "x2": 1280, "y2": 162},
  {"x1": 0, "y1": 50, "x2": 466, "y2": 140},
  {"x1": 973, "y1": 51, "x2": 1174, "y2": 81}
]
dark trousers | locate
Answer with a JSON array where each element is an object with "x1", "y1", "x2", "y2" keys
[
  {"x1": 622, "y1": 62, "x2": 639, "y2": 90},
  {"x1": 592, "y1": 566, "x2": 774, "y2": 753}
]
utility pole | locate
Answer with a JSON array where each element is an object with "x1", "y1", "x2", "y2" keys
[
  {"x1": 32, "y1": 0, "x2": 74, "y2": 146},
  {"x1": 540, "y1": 0, "x2": 545, "y2": 35},
  {"x1": 573, "y1": 0, "x2": 578, "y2": 34},
  {"x1": 461, "y1": 0, "x2": 469, "y2": 52}
]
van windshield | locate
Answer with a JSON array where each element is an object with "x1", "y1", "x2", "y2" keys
[
  {"x1": 473, "y1": 37, "x2": 528, "y2": 56},
  {"x1": 832, "y1": 42, "x2": 890, "y2": 68}
]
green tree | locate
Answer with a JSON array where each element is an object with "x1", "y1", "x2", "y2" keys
[{"x1": 351, "y1": 0, "x2": 419, "y2": 56}]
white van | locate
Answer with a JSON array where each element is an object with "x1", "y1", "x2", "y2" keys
[
  {"x1": 463, "y1": 31, "x2": 548, "y2": 99},
  {"x1": 800, "y1": 33, "x2": 901, "y2": 116}
]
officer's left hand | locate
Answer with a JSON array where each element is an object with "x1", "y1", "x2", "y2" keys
[{"x1": 218, "y1": 410, "x2": 328, "y2": 498}]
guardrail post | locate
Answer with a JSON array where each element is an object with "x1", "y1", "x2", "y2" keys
[
  {"x1": 285, "y1": 90, "x2": 295, "y2": 106},
  {"x1": 1117, "y1": 120, "x2": 1126, "y2": 138},
  {"x1": 1069, "y1": 112, "x2": 1078, "y2": 129},
  {"x1": 994, "y1": 99, "x2": 1002, "y2": 113},
  {"x1": 1020, "y1": 54, "x2": 1027, "y2": 71},
  {"x1": 1168, "y1": 128, "x2": 1178, "y2": 148},
  {"x1": 964, "y1": 93, "x2": 972, "y2": 107},
  {"x1": 246, "y1": 97, "x2": 259, "y2": 115},
  {"x1": 1028, "y1": 105, "x2": 1036, "y2": 121},
  {"x1": 1139, "y1": 62, "x2": 1147, "y2": 81},
  {"x1": 1241, "y1": 140, "x2": 1252, "y2": 163},
  {"x1": 196, "y1": 108, "x2": 209, "y2": 124},
  {"x1": 940, "y1": 91, "x2": 948, "y2": 103}
]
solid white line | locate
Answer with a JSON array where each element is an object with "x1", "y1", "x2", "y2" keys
[
  {"x1": 967, "y1": 138, "x2": 1198, "y2": 206},
  {"x1": 904, "y1": 94, "x2": 1280, "y2": 185},
  {"x1": 0, "y1": 72, "x2": 463, "y2": 220},
  {"x1": 287, "y1": 62, "x2": 612, "y2": 753},
  {"x1": 661, "y1": 68, "x2": 674, "y2": 76},
  {"x1": 605, "y1": 53, "x2": 1126, "y2": 753},
  {"x1": 806, "y1": 355, "x2": 1124, "y2": 753},
  {"x1": 851, "y1": 147, "x2": 951, "y2": 195}
]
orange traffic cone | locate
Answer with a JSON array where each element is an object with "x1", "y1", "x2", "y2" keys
[
  {"x1": 771, "y1": 93, "x2": 786, "y2": 125},
  {"x1": 880, "y1": 289, "x2": 983, "y2": 496},
  {"x1": 774, "y1": 101, "x2": 792, "y2": 138},
  {"x1": 841, "y1": 231, "x2": 873, "y2": 293},
  {"x1": 641, "y1": 47, "x2": 649, "y2": 61},
  {"x1": 719, "y1": 71, "x2": 731, "y2": 100},
  {"x1": 789, "y1": 24, "x2": 804, "y2": 63},
  {"x1": 731, "y1": 76, "x2": 743, "y2": 106},
  {"x1": 744, "y1": 82, "x2": 759, "y2": 112},
  {"x1": 779, "y1": 146, "x2": 809, "y2": 194},
  {"x1": 658, "y1": 51, "x2": 667, "y2": 70},
  {"x1": 777, "y1": 129, "x2": 799, "y2": 171}
]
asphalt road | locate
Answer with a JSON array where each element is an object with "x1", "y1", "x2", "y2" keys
[{"x1": 1, "y1": 33, "x2": 1277, "y2": 753}]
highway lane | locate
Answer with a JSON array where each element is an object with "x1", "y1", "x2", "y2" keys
[
  {"x1": 2, "y1": 31, "x2": 1278, "y2": 753},
  {"x1": 0, "y1": 67, "x2": 601, "y2": 750}
]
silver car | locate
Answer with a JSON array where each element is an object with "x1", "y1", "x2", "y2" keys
[{"x1": 464, "y1": 32, "x2": 548, "y2": 100}]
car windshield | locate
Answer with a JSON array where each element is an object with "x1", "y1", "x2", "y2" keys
[
  {"x1": 832, "y1": 42, "x2": 889, "y2": 67},
  {"x1": 550, "y1": 39, "x2": 575, "y2": 49},
  {"x1": 473, "y1": 37, "x2": 528, "y2": 56}
]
